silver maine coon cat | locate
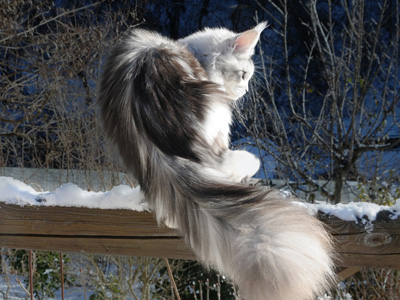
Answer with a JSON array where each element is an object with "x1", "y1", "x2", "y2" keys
[{"x1": 99, "y1": 22, "x2": 335, "y2": 300}]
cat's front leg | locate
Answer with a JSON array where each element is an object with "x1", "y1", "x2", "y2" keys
[{"x1": 220, "y1": 150, "x2": 260, "y2": 183}]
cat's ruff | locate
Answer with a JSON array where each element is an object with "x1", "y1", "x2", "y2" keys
[{"x1": 99, "y1": 23, "x2": 335, "y2": 300}]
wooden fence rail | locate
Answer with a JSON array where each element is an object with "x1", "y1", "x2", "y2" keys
[{"x1": 0, "y1": 202, "x2": 399, "y2": 279}]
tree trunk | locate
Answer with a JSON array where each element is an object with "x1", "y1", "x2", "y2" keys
[{"x1": 333, "y1": 170, "x2": 344, "y2": 204}]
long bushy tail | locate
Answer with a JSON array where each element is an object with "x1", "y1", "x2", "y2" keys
[{"x1": 98, "y1": 29, "x2": 335, "y2": 300}]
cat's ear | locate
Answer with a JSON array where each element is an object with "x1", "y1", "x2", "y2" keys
[{"x1": 232, "y1": 22, "x2": 267, "y2": 56}]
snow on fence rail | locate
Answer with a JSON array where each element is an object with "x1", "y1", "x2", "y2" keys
[{"x1": 0, "y1": 176, "x2": 399, "y2": 280}]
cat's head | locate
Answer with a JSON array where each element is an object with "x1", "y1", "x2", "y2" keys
[{"x1": 180, "y1": 22, "x2": 267, "y2": 100}]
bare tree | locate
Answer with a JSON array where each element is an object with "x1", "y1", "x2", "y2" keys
[
  {"x1": 0, "y1": 0, "x2": 146, "y2": 175},
  {"x1": 243, "y1": 0, "x2": 400, "y2": 203}
]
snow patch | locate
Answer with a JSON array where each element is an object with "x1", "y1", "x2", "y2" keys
[
  {"x1": 0, "y1": 176, "x2": 399, "y2": 222},
  {"x1": 308, "y1": 200, "x2": 400, "y2": 222},
  {"x1": 0, "y1": 176, "x2": 147, "y2": 211}
]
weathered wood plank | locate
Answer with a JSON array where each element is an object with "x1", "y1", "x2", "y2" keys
[
  {"x1": 337, "y1": 253, "x2": 400, "y2": 269},
  {"x1": 0, "y1": 202, "x2": 195, "y2": 259},
  {"x1": 0, "y1": 236, "x2": 194, "y2": 260},
  {"x1": 0, "y1": 203, "x2": 399, "y2": 270},
  {"x1": 0, "y1": 203, "x2": 174, "y2": 237},
  {"x1": 319, "y1": 213, "x2": 400, "y2": 268},
  {"x1": 335, "y1": 267, "x2": 362, "y2": 281}
]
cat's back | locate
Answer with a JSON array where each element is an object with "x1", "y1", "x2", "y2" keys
[
  {"x1": 99, "y1": 27, "x2": 229, "y2": 162},
  {"x1": 108, "y1": 29, "x2": 179, "y2": 68}
]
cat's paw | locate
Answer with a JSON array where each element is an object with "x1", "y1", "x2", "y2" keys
[
  {"x1": 221, "y1": 150, "x2": 260, "y2": 183},
  {"x1": 164, "y1": 218, "x2": 178, "y2": 229}
]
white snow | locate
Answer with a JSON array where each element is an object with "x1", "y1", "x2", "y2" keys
[
  {"x1": 0, "y1": 176, "x2": 148, "y2": 211},
  {"x1": 0, "y1": 176, "x2": 399, "y2": 223},
  {"x1": 0, "y1": 176, "x2": 399, "y2": 300},
  {"x1": 309, "y1": 200, "x2": 400, "y2": 222}
]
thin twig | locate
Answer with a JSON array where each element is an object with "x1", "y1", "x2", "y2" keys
[
  {"x1": 217, "y1": 275, "x2": 221, "y2": 300},
  {"x1": 199, "y1": 281, "x2": 203, "y2": 300},
  {"x1": 79, "y1": 268, "x2": 88, "y2": 300},
  {"x1": 192, "y1": 282, "x2": 198, "y2": 300},
  {"x1": 60, "y1": 252, "x2": 64, "y2": 300},
  {"x1": 15, "y1": 278, "x2": 31, "y2": 297},
  {"x1": 0, "y1": 1, "x2": 104, "y2": 44},
  {"x1": 163, "y1": 258, "x2": 181, "y2": 300},
  {"x1": 29, "y1": 250, "x2": 34, "y2": 300},
  {"x1": 206, "y1": 278, "x2": 210, "y2": 300}
]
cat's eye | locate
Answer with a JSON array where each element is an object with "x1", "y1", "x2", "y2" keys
[{"x1": 241, "y1": 71, "x2": 247, "y2": 80}]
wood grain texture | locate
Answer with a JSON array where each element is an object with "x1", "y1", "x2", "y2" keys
[
  {"x1": 319, "y1": 212, "x2": 400, "y2": 268},
  {"x1": 335, "y1": 267, "x2": 362, "y2": 281},
  {"x1": 0, "y1": 203, "x2": 399, "y2": 270}
]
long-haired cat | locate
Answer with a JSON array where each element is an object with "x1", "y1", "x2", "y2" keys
[{"x1": 98, "y1": 23, "x2": 335, "y2": 300}]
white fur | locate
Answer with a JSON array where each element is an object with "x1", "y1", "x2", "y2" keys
[
  {"x1": 100, "y1": 23, "x2": 335, "y2": 300},
  {"x1": 220, "y1": 150, "x2": 260, "y2": 182},
  {"x1": 181, "y1": 23, "x2": 265, "y2": 182},
  {"x1": 200, "y1": 100, "x2": 232, "y2": 148},
  {"x1": 179, "y1": 22, "x2": 267, "y2": 100}
]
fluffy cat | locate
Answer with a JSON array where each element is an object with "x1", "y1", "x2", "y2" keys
[{"x1": 98, "y1": 23, "x2": 335, "y2": 300}]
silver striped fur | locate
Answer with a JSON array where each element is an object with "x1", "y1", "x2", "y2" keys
[{"x1": 98, "y1": 25, "x2": 335, "y2": 300}]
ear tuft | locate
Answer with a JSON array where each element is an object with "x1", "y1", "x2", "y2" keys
[
  {"x1": 254, "y1": 21, "x2": 268, "y2": 34},
  {"x1": 232, "y1": 22, "x2": 267, "y2": 56}
]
